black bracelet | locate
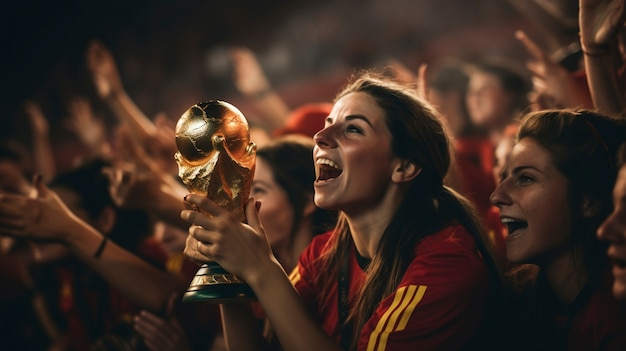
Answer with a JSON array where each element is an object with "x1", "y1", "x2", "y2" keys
[
  {"x1": 581, "y1": 43, "x2": 613, "y2": 57},
  {"x1": 94, "y1": 237, "x2": 108, "y2": 258}
]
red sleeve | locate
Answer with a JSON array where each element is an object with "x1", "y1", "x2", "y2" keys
[
  {"x1": 358, "y1": 226, "x2": 489, "y2": 351},
  {"x1": 290, "y1": 232, "x2": 334, "y2": 320}
]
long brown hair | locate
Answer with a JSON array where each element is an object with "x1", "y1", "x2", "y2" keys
[{"x1": 316, "y1": 71, "x2": 502, "y2": 349}]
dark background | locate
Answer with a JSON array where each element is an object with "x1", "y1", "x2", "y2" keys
[{"x1": 0, "y1": 0, "x2": 580, "y2": 170}]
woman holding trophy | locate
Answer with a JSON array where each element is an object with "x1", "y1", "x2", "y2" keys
[{"x1": 182, "y1": 71, "x2": 503, "y2": 351}]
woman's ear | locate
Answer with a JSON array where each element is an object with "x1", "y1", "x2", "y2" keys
[{"x1": 391, "y1": 160, "x2": 422, "y2": 183}]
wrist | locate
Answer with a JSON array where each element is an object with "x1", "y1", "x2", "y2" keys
[
  {"x1": 245, "y1": 257, "x2": 284, "y2": 292},
  {"x1": 248, "y1": 86, "x2": 273, "y2": 100},
  {"x1": 580, "y1": 42, "x2": 614, "y2": 57}
]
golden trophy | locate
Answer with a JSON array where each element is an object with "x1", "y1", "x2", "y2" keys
[{"x1": 174, "y1": 100, "x2": 257, "y2": 303}]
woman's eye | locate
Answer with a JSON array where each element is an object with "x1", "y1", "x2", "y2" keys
[
  {"x1": 346, "y1": 125, "x2": 363, "y2": 134},
  {"x1": 516, "y1": 175, "x2": 533, "y2": 185},
  {"x1": 251, "y1": 186, "x2": 266, "y2": 195}
]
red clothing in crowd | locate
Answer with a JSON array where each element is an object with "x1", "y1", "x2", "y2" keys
[
  {"x1": 506, "y1": 266, "x2": 626, "y2": 351},
  {"x1": 291, "y1": 225, "x2": 489, "y2": 350}
]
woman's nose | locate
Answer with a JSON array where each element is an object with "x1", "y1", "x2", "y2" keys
[
  {"x1": 489, "y1": 181, "x2": 511, "y2": 208},
  {"x1": 597, "y1": 210, "x2": 626, "y2": 244},
  {"x1": 313, "y1": 125, "x2": 336, "y2": 148}
]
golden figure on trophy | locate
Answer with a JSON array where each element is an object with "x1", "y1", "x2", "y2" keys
[{"x1": 174, "y1": 100, "x2": 257, "y2": 302}]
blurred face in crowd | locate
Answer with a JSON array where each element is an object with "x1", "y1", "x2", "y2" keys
[
  {"x1": 490, "y1": 138, "x2": 573, "y2": 265},
  {"x1": 597, "y1": 164, "x2": 626, "y2": 299},
  {"x1": 466, "y1": 72, "x2": 514, "y2": 132},
  {"x1": 251, "y1": 157, "x2": 294, "y2": 249}
]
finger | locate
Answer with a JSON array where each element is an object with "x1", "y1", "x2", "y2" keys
[
  {"x1": 526, "y1": 61, "x2": 546, "y2": 79},
  {"x1": 184, "y1": 194, "x2": 225, "y2": 217},
  {"x1": 32, "y1": 174, "x2": 47, "y2": 199},
  {"x1": 195, "y1": 239, "x2": 214, "y2": 261},
  {"x1": 416, "y1": 63, "x2": 428, "y2": 100},
  {"x1": 182, "y1": 195, "x2": 199, "y2": 211},
  {"x1": 183, "y1": 233, "x2": 210, "y2": 264},
  {"x1": 244, "y1": 198, "x2": 264, "y2": 237},
  {"x1": 515, "y1": 30, "x2": 548, "y2": 61},
  {"x1": 134, "y1": 313, "x2": 171, "y2": 351},
  {"x1": 188, "y1": 225, "x2": 214, "y2": 247}
]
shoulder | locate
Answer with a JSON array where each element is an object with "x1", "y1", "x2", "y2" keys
[
  {"x1": 301, "y1": 231, "x2": 333, "y2": 260},
  {"x1": 359, "y1": 226, "x2": 491, "y2": 350},
  {"x1": 403, "y1": 225, "x2": 488, "y2": 288},
  {"x1": 414, "y1": 225, "x2": 479, "y2": 255},
  {"x1": 291, "y1": 231, "x2": 333, "y2": 284},
  {"x1": 573, "y1": 273, "x2": 626, "y2": 349}
]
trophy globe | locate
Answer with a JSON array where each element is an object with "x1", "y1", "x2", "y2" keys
[{"x1": 174, "y1": 100, "x2": 257, "y2": 303}]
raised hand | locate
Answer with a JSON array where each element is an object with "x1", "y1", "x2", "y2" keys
[
  {"x1": 515, "y1": 30, "x2": 593, "y2": 110},
  {"x1": 64, "y1": 96, "x2": 111, "y2": 157},
  {"x1": 22, "y1": 100, "x2": 49, "y2": 137},
  {"x1": 22, "y1": 101, "x2": 56, "y2": 181},
  {"x1": 386, "y1": 58, "x2": 429, "y2": 100},
  {"x1": 86, "y1": 39, "x2": 124, "y2": 100},
  {"x1": 134, "y1": 293, "x2": 192, "y2": 351},
  {"x1": 579, "y1": 0, "x2": 626, "y2": 52},
  {"x1": 230, "y1": 47, "x2": 272, "y2": 97},
  {"x1": 0, "y1": 175, "x2": 81, "y2": 241}
]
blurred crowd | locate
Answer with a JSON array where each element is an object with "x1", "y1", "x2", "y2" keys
[{"x1": 1, "y1": 0, "x2": 626, "y2": 350}]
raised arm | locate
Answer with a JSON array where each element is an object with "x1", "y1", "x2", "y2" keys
[
  {"x1": 64, "y1": 96, "x2": 113, "y2": 158},
  {"x1": 579, "y1": 0, "x2": 626, "y2": 114},
  {"x1": 515, "y1": 30, "x2": 594, "y2": 110},
  {"x1": 22, "y1": 101, "x2": 56, "y2": 182},
  {"x1": 0, "y1": 176, "x2": 185, "y2": 311},
  {"x1": 86, "y1": 39, "x2": 158, "y2": 140},
  {"x1": 229, "y1": 47, "x2": 291, "y2": 134}
]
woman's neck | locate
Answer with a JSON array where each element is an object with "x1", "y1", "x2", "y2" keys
[
  {"x1": 343, "y1": 183, "x2": 406, "y2": 259},
  {"x1": 345, "y1": 206, "x2": 398, "y2": 259},
  {"x1": 541, "y1": 246, "x2": 589, "y2": 305}
]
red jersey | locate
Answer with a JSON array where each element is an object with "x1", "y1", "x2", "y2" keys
[
  {"x1": 452, "y1": 136, "x2": 495, "y2": 214},
  {"x1": 506, "y1": 267, "x2": 626, "y2": 351},
  {"x1": 291, "y1": 225, "x2": 489, "y2": 350},
  {"x1": 564, "y1": 272, "x2": 626, "y2": 351}
]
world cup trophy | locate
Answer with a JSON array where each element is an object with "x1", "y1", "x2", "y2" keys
[{"x1": 174, "y1": 100, "x2": 257, "y2": 303}]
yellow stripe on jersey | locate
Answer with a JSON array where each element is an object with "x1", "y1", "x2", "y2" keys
[
  {"x1": 288, "y1": 265, "x2": 301, "y2": 286},
  {"x1": 366, "y1": 285, "x2": 427, "y2": 351},
  {"x1": 396, "y1": 285, "x2": 427, "y2": 329}
]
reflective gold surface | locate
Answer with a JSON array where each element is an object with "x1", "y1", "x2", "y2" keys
[{"x1": 175, "y1": 100, "x2": 256, "y2": 221}]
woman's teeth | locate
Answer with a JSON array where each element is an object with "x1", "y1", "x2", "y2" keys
[{"x1": 316, "y1": 158, "x2": 342, "y2": 181}]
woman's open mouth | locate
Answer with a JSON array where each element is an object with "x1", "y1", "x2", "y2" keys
[
  {"x1": 501, "y1": 217, "x2": 528, "y2": 238},
  {"x1": 316, "y1": 158, "x2": 343, "y2": 182}
]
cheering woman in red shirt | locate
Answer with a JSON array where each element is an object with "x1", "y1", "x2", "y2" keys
[{"x1": 182, "y1": 71, "x2": 503, "y2": 351}]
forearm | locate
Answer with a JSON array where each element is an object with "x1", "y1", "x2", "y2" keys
[
  {"x1": 583, "y1": 50, "x2": 626, "y2": 115},
  {"x1": 246, "y1": 262, "x2": 341, "y2": 351},
  {"x1": 220, "y1": 303, "x2": 267, "y2": 351},
  {"x1": 105, "y1": 90, "x2": 157, "y2": 140},
  {"x1": 249, "y1": 91, "x2": 291, "y2": 134},
  {"x1": 64, "y1": 218, "x2": 185, "y2": 311},
  {"x1": 153, "y1": 189, "x2": 189, "y2": 231},
  {"x1": 31, "y1": 133, "x2": 56, "y2": 182}
]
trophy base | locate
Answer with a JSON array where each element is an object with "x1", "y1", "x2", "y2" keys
[{"x1": 182, "y1": 262, "x2": 257, "y2": 303}]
